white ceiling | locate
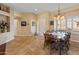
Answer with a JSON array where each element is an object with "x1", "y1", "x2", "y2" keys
[{"x1": 4, "y1": 3, "x2": 78, "y2": 13}]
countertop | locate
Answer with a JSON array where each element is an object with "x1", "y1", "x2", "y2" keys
[{"x1": 0, "y1": 32, "x2": 14, "y2": 45}]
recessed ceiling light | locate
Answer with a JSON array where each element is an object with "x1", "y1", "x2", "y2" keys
[{"x1": 34, "y1": 9, "x2": 38, "y2": 11}]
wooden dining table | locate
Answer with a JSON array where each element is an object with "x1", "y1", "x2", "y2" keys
[{"x1": 45, "y1": 30, "x2": 71, "y2": 55}]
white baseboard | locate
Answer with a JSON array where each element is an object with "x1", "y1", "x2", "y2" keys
[
  {"x1": 71, "y1": 40, "x2": 79, "y2": 43},
  {"x1": 15, "y1": 35, "x2": 33, "y2": 36}
]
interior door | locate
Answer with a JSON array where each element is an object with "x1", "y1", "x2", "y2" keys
[{"x1": 31, "y1": 20, "x2": 36, "y2": 35}]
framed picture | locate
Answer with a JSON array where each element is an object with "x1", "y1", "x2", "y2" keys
[
  {"x1": 21, "y1": 21, "x2": 27, "y2": 26},
  {"x1": 50, "y1": 21, "x2": 54, "y2": 25}
]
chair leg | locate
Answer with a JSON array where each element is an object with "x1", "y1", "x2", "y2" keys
[
  {"x1": 43, "y1": 41, "x2": 47, "y2": 49},
  {"x1": 43, "y1": 42, "x2": 46, "y2": 49}
]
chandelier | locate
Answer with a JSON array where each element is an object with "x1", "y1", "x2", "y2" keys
[{"x1": 54, "y1": 3, "x2": 65, "y2": 20}]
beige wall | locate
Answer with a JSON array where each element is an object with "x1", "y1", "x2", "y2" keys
[
  {"x1": 16, "y1": 12, "x2": 55, "y2": 36},
  {"x1": 37, "y1": 12, "x2": 49, "y2": 35},
  {"x1": 16, "y1": 13, "x2": 36, "y2": 36}
]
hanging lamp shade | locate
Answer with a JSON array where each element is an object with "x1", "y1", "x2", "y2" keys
[{"x1": 54, "y1": 3, "x2": 65, "y2": 20}]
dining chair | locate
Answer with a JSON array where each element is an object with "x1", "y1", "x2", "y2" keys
[
  {"x1": 57, "y1": 38, "x2": 68, "y2": 55},
  {"x1": 58, "y1": 33, "x2": 71, "y2": 55},
  {"x1": 65, "y1": 33, "x2": 71, "y2": 50},
  {"x1": 43, "y1": 33, "x2": 52, "y2": 49},
  {"x1": 50, "y1": 34, "x2": 58, "y2": 50}
]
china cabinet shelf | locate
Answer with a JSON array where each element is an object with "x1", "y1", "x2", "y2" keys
[
  {"x1": 0, "y1": 10, "x2": 10, "y2": 16},
  {"x1": 0, "y1": 4, "x2": 10, "y2": 13},
  {"x1": 0, "y1": 4, "x2": 11, "y2": 55},
  {"x1": 0, "y1": 4, "x2": 10, "y2": 33}
]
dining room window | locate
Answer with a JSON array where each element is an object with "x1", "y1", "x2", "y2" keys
[
  {"x1": 66, "y1": 18, "x2": 72, "y2": 30},
  {"x1": 65, "y1": 16, "x2": 79, "y2": 32},
  {"x1": 72, "y1": 16, "x2": 79, "y2": 32},
  {"x1": 54, "y1": 18, "x2": 66, "y2": 30}
]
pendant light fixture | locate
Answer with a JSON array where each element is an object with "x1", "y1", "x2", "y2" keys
[{"x1": 54, "y1": 3, "x2": 65, "y2": 20}]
